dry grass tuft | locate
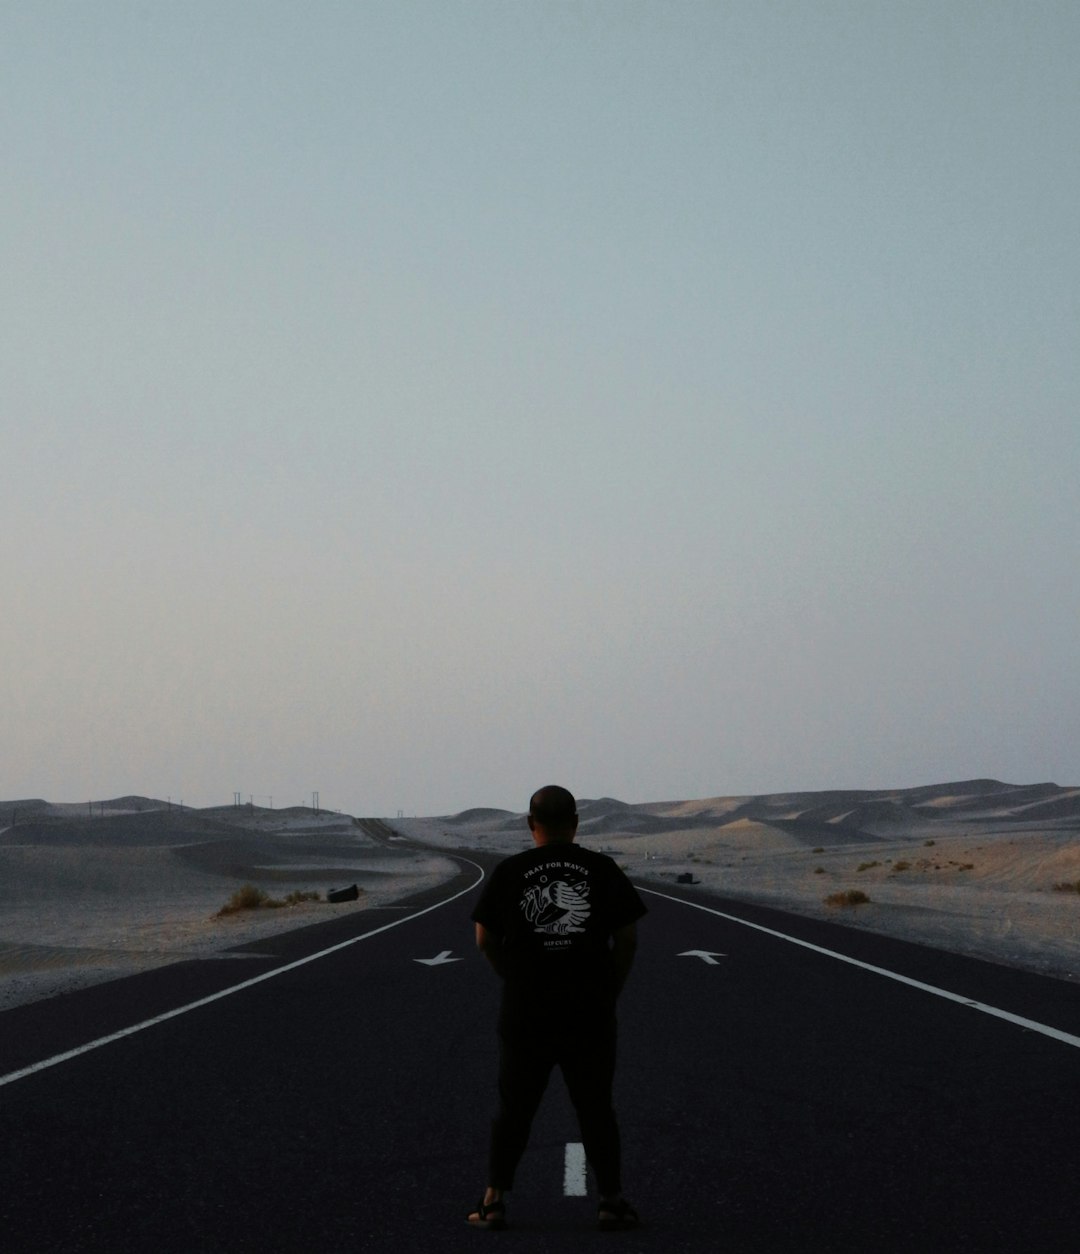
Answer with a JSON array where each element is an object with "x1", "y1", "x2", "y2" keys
[
  {"x1": 283, "y1": 890, "x2": 321, "y2": 905},
  {"x1": 216, "y1": 884, "x2": 322, "y2": 917},
  {"x1": 825, "y1": 889, "x2": 871, "y2": 908}
]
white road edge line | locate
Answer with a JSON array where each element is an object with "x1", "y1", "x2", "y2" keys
[
  {"x1": 563, "y1": 1142, "x2": 588, "y2": 1196},
  {"x1": 0, "y1": 858, "x2": 486, "y2": 1090},
  {"x1": 638, "y1": 886, "x2": 1080, "y2": 1051}
]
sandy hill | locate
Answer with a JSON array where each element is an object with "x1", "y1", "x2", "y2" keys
[
  {"x1": 0, "y1": 807, "x2": 244, "y2": 848},
  {"x1": 428, "y1": 780, "x2": 1080, "y2": 844}
]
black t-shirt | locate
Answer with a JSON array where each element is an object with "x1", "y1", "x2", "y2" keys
[{"x1": 472, "y1": 842, "x2": 646, "y2": 1022}]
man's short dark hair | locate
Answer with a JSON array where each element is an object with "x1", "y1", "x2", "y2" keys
[{"x1": 528, "y1": 785, "x2": 577, "y2": 827}]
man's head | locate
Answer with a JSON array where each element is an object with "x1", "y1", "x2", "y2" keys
[{"x1": 527, "y1": 785, "x2": 578, "y2": 845}]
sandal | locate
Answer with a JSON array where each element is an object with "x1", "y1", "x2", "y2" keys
[
  {"x1": 466, "y1": 1198, "x2": 507, "y2": 1230},
  {"x1": 597, "y1": 1198, "x2": 639, "y2": 1231}
]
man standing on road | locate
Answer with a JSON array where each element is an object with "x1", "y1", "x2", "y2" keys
[{"x1": 467, "y1": 785, "x2": 646, "y2": 1231}]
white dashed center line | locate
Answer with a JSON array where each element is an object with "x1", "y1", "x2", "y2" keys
[{"x1": 563, "y1": 1142, "x2": 587, "y2": 1196}]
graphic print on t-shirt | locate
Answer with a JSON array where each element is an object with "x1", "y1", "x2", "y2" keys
[{"x1": 520, "y1": 869, "x2": 591, "y2": 937}]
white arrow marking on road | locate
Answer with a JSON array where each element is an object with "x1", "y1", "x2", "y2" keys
[
  {"x1": 678, "y1": 950, "x2": 727, "y2": 964},
  {"x1": 414, "y1": 950, "x2": 463, "y2": 966}
]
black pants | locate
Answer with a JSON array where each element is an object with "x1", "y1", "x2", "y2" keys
[{"x1": 489, "y1": 1010, "x2": 622, "y2": 1196}]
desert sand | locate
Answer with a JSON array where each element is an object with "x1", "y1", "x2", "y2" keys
[{"x1": 2, "y1": 780, "x2": 1078, "y2": 1013}]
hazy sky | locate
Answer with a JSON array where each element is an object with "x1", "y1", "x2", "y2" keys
[{"x1": 4, "y1": 2, "x2": 1078, "y2": 816}]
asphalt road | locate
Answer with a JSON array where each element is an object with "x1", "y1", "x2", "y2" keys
[{"x1": 2, "y1": 853, "x2": 1079, "y2": 1253}]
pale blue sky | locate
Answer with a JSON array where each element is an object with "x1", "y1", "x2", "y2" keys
[{"x1": 3, "y1": 2, "x2": 1078, "y2": 815}]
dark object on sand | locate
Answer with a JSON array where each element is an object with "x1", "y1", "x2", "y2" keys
[
  {"x1": 327, "y1": 883, "x2": 360, "y2": 903},
  {"x1": 676, "y1": 872, "x2": 699, "y2": 885}
]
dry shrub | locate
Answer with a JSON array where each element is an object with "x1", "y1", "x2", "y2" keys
[
  {"x1": 216, "y1": 885, "x2": 322, "y2": 917},
  {"x1": 284, "y1": 890, "x2": 321, "y2": 905},
  {"x1": 217, "y1": 884, "x2": 269, "y2": 915},
  {"x1": 825, "y1": 889, "x2": 871, "y2": 908}
]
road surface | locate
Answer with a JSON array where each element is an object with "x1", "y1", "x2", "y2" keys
[{"x1": 2, "y1": 852, "x2": 1079, "y2": 1251}]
